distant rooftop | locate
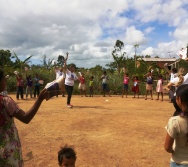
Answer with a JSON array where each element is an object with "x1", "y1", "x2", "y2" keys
[{"x1": 139, "y1": 58, "x2": 177, "y2": 62}]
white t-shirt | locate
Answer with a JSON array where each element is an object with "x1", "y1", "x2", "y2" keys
[
  {"x1": 55, "y1": 69, "x2": 64, "y2": 79},
  {"x1": 65, "y1": 70, "x2": 78, "y2": 86},
  {"x1": 101, "y1": 75, "x2": 108, "y2": 84},
  {"x1": 171, "y1": 73, "x2": 188, "y2": 96},
  {"x1": 170, "y1": 73, "x2": 177, "y2": 82},
  {"x1": 166, "y1": 116, "x2": 188, "y2": 164}
]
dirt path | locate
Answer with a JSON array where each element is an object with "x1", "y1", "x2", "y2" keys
[{"x1": 13, "y1": 94, "x2": 173, "y2": 167}]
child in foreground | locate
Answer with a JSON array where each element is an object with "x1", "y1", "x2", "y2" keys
[
  {"x1": 0, "y1": 69, "x2": 47, "y2": 166},
  {"x1": 164, "y1": 84, "x2": 188, "y2": 166},
  {"x1": 58, "y1": 145, "x2": 77, "y2": 167}
]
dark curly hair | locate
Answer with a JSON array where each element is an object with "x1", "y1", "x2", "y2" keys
[{"x1": 58, "y1": 145, "x2": 76, "y2": 166}]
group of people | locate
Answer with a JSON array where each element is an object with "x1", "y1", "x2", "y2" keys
[
  {"x1": 2, "y1": 52, "x2": 188, "y2": 166},
  {"x1": 15, "y1": 72, "x2": 41, "y2": 100},
  {"x1": 120, "y1": 70, "x2": 164, "y2": 101},
  {"x1": 54, "y1": 62, "x2": 188, "y2": 166}
]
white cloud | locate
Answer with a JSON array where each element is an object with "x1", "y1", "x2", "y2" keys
[
  {"x1": 124, "y1": 26, "x2": 147, "y2": 45},
  {"x1": 141, "y1": 47, "x2": 154, "y2": 56},
  {"x1": 0, "y1": 0, "x2": 188, "y2": 68},
  {"x1": 131, "y1": 0, "x2": 188, "y2": 26},
  {"x1": 144, "y1": 27, "x2": 155, "y2": 34},
  {"x1": 172, "y1": 19, "x2": 188, "y2": 42}
]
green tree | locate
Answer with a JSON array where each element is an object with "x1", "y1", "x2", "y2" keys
[
  {"x1": 105, "y1": 62, "x2": 116, "y2": 73},
  {"x1": 0, "y1": 49, "x2": 13, "y2": 68},
  {"x1": 57, "y1": 55, "x2": 65, "y2": 67},
  {"x1": 41, "y1": 55, "x2": 54, "y2": 70},
  {"x1": 135, "y1": 58, "x2": 159, "y2": 81},
  {"x1": 145, "y1": 55, "x2": 151, "y2": 58},
  {"x1": 134, "y1": 44, "x2": 139, "y2": 69},
  {"x1": 110, "y1": 40, "x2": 127, "y2": 74},
  {"x1": 12, "y1": 52, "x2": 33, "y2": 73}
]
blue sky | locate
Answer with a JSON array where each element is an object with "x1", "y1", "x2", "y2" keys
[{"x1": 0, "y1": 0, "x2": 188, "y2": 68}]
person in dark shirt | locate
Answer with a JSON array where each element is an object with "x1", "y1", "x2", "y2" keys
[
  {"x1": 34, "y1": 74, "x2": 40, "y2": 98},
  {"x1": 26, "y1": 71, "x2": 33, "y2": 99}
]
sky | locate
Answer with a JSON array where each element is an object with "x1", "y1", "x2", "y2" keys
[{"x1": 0, "y1": 0, "x2": 188, "y2": 68}]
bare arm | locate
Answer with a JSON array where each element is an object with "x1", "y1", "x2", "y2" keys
[
  {"x1": 13, "y1": 89, "x2": 47, "y2": 124},
  {"x1": 101, "y1": 75, "x2": 104, "y2": 80},
  {"x1": 164, "y1": 133, "x2": 174, "y2": 153},
  {"x1": 64, "y1": 60, "x2": 67, "y2": 71},
  {"x1": 164, "y1": 82, "x2": 174, "y2": 91},
  {"x1": 65, "y1": 52, "x2": 69, "y2": 61},
  {"x1": 63, "y1": 52, "x2": 69, "y2": 72},
  {"x1": 143, "y1": 73, "x2": 147, "y2": 77}
]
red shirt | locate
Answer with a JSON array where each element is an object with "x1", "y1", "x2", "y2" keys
[
  {"x1": 16, "y1": 77, "x2": 24, "y2": 87},
  {"x1": 79, "y1": 76, "x2": 85, "y2": 84}
]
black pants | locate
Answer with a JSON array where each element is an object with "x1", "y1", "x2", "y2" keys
[
  {"x1": 65, "y1": 85, "x2": 73, "y2": 105},
  {"x1": 34, "y1": 85, "x2": 40, "y2": 97},
  {"x1": 89, "y1": 86, "x2": 93, "y2": 96},
  {"x1": 172, "y1": 96, "x2": 181, "y2": 116},
  {"x1": 169, "y1": 86, "x2": 175, "y2": 101},
  {"x1": 17, "y1": 86, "x2": 24, "y2": 99}
]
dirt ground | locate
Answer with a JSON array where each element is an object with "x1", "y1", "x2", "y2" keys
[{"x1": 12, "y1": 93, "x2": 174, "y2": 167}]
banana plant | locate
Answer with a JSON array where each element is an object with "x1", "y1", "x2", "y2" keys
[{"x1": 12, "y1": 51, "x2": 33, "y2": 74}]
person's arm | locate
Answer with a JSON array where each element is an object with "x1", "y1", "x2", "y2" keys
[
  {"x1": 164, "y1": 133, "x2": 174, "y2": 153},
  {"x1": 165, "y1": 76, "x2": 178, "y2": 90},
  {"x1": 13, "y1": 89, "x2": 47, "y2": 124},
  {"x1": 143, "y1": 73, "x2": 147, "y2": 77},
  {"x1": 64, "y1": 60, "x2": 67, "y2": 71},
  {"x1": 65, "y1": 52, "x2": 69, "y2": 61},
  {"x1": 164, "y1": 82, "x2": 173, "y2": 91},
  {"x1": 74, "y1": 74, "x2": 80, "y2": 82}
]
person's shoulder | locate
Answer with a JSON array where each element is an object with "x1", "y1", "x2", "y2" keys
[
  {"x1": 168, "y1": 116, "x2": 179, "y2": 125},
  {"x1": 0, "y1": 95, "x2": 14, "y2": 103},
  {"x1": 168, "y1": 116, "x2": 180, "y2": 125},
  {"x1": 170, "y1": 116, "x2": 179, "y2": 120}
]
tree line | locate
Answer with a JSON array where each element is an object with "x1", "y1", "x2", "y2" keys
[{"x1": 1, "y1": 40, "x2": 187, "y2": 95}]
